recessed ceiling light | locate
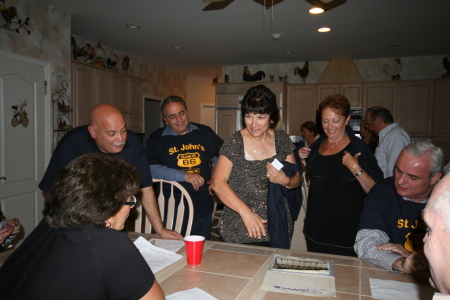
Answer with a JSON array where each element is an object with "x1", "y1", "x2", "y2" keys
[
  {"x1": 318, "y1": 27, "x2": 331, "y2": 32},
  {"x1": 126, "y1": 24, "x2": 140, "y2": 29},
  {"x1": 283, "y1": 51, "x2": 294, "y2": 55},
  {"x1": 309, "y1": 7, "x2": 324, "y2": 14},
  {"x1": 389, "y1": 44, "x2": 402, "y2": 49},
  {"x1": 172, "y1": 46, "x2": 183, "y2": 50}
]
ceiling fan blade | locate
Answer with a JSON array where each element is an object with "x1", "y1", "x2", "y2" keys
[
  {"x1": 203, "y1": 0, "x2": 234, "y2": 11},
  {"x1": 304, "y1": 0, "x2": 346, "y2": 11}
]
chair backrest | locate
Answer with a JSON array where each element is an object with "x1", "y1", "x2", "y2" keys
[{"x1": 133, "y1": 179, "x2": 194, "y2": 236}]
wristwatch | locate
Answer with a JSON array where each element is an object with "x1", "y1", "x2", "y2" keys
[{"x1": 353, "y1": 169, "x2": 364, "y2": 177}]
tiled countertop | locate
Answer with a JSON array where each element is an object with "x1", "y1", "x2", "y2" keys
[
  {"x1": 0, "y1": 232, "x2": 436, "y2": 299},
  {"x1": 127, "y1": 232, "x2": 436, "y2": 299}
]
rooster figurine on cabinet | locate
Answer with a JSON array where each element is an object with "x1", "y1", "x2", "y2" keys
[
  {"x1": 122, "y1": 55, "x2": 130, "y2": 74},
  {"x1": 294, "y1": 61, "x2": 309, "y2": 83},
  {"x1": 107, "y1": 55, "x2": 118, "y2": 71},
  {"x1": 383, "y1": 58, "x2": 402, "y2": 80},
  {"x1": 93, "y1": 41, "x2": 106, "y2": 68},
  {"x1": 243, "y1": 66, "x2": 265, "y2": 82}
]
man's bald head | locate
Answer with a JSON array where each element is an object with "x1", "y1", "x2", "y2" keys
[{"x1": 88, "y1": 104, "x2": 127, "y2": 153}]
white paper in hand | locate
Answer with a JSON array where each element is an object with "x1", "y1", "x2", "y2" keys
[{"x1": 271, "y1": 158, "x2": 283, "y2": 171}]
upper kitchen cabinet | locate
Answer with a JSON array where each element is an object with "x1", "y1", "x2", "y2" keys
[
  {"x1": 363, "y1": 82, "x2": 397, "y2": 116},
  {"x1": 433, "y1": 79, "x2": 450, "y2": 137},
  {"x1": 215, "y1": 82, "x2": 286, "y2": 139},
  {"x1": 318, "y1": 83, "x2": 362, "y2": 109},
  {"x1": 94, "y1": 67, "x2": 111, "y2": 104},
  {"x1": 71, "y1": 61, "x2": 144, "y2": 133},
  {"x1": 396, "y1": 81, "x2": 434, "y2": 137},
  {"x1": 72, "y1": 61, "x2": 95, "y2": 128},
  {"x1": 111, "y1": 72, "x2": 128, "y2": 114},
  {"x1": 286, "y1": 84, "x2": 317, "y2": 135}
]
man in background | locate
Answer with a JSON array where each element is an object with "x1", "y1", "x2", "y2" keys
[
  {"x1": 354, "y1": 141, "x2": 444, "y2": 273},
  {"x1": 366, "y1": 106, "x2": 411, "y2": 178},
  {"x1": 39, "y1": 103, "x2": 181, "y2": 239},
  {"x1": 423, "y1": 173, "x2": 450, "y2": 295},
  {"x1": 146, "y1": 96, "x2": 223, "y2": 239}
]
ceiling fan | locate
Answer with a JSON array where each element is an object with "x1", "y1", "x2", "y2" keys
[
  {"x1": 202, "y1": 0, "x2": 345, "y2": 11},
  {"x1": 202, "y1": 0, "x2": 284, "y2": 11}
]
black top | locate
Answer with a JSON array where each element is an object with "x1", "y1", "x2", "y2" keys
[
  {"x1": 39, "y1": 125, "x2": 152, "y2": 193},
  {"x1": 0, "y1": 220, "x2": 155, "y2": 299},
  {"x1": 304, "y1": 126, "x2": 383, "y2": 255},
  {"x1": 146, "y1": 123, "x2": 223, "y2": 218}
]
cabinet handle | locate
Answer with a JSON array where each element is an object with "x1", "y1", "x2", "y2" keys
[{"x1": 0, "y1": 177, "x2": 5, "y2": 180}]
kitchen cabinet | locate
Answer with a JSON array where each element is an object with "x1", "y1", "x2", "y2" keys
[
  {"x1": 215, "y1": 82, "x2": 286, "y2": 139},
  {"x1": 433, "y1": 79, "x2": 450, "y2": 137},
  {"x1": 397, "y1": 81, "x2": 434, "y2": 137},
  {"x1": 318, "y1": 83, "x2": 362, "y2": 109},
  {"x1": 433, "y1": 79, "x2": 450, "y2": 161},
  {"x1": 216, "y1": 94, "x2": 244, "y2": 140},
  {"x1": 71, "y1": 61, "x2": 144, "y2": 133},
  {"x1": 72, "y1": 61, "x2": 95, "y2": 128},
  {"x1": 363, "y1": 82, "x2": 397, "y2": 116},
  {"x1": 94, "y1": 67, "x2": 111, "y2": 104},
  {"x1": 286, "y1": 84, "x2": 317, "y2": 135}
]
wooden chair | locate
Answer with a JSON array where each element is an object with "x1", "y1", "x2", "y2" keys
[{"x1": 133, "y1": 179, "x2": 194, "y2": 236}]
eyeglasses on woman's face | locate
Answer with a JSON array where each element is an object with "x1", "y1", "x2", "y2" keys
[{"x1": 123, "y1": 196, "x2": 137, "y2": 208}]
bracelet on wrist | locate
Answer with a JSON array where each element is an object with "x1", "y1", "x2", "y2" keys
[{"x1": 284, "y1": 176, "x2": 292, "y2": 188}]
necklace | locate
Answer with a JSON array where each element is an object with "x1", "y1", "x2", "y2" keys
[
  {"x1": 330, "y1": 140, "x2": 339, "y2": 148},
  {"x1": 253, "y1": 149, "x2": 264, "y2": 155},
  {"x1": 251, "y1": 137, "x2": 265, "y2": 155}
]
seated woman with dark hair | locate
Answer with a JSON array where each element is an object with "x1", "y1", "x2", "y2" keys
[{"x1": 0, "y1": 153, "x2": 165, "y2": 300}]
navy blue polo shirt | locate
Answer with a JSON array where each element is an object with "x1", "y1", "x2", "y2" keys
[{"x1": 39, "y1": 125, "x2": 152, "y2": 193}]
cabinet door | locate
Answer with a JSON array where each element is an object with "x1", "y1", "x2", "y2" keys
[
  {"x1": 363, "y1": 83, "x2": 397, "y2": 117},
  {"x1": 286, "y1": 85, "x2": 317, "y2": 135},
  {"x1": 216, "y1": 110, "x2": 238, "y2": 140},
  {"x1": 341, "y1": 83, "x2": 362, "y2": 109},
  {"x1": 111, "y1": 72, "x2": 128, "y2": 115},
  {"x1": 318, "y1": 85, "x2": 339, "y2": 104},
  {"x1": 128, "y1": 77, "x2": 144, "y2": 133},
  {"x1": 397, "y1": 82, "x2": 433, "y2": 136},
  {"x1": 94, "y1": 68, "x2": 111, "y2": 104},
  {"x1": 434, "y1": 79, "x2": 450, "y2": 137},
  {"x1": 71, "y1": 62, "x2": 94, "y2": 127},
  {"x1": 217, "y1": 94, "x2": 243, "y2": 107}
]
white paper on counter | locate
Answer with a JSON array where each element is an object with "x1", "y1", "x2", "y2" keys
[
  {"x1": 134, "y1": 236, "x2": 182, "y2": 273},
  {"x1": 166, "y1": 288, "x2": 218, "y2": 300},
  {"x1": 149, "y1": 238, "x2": 184, "y2": 253},
  {"x1": 434, "y1": 292, "x2": 450, "y2": 300},
  {"x1": 370, "y1": 278, "x2": 436, "y2": 300},
  {"x1": 260, "y1": 270, "x2": 336, "y2": 297}
]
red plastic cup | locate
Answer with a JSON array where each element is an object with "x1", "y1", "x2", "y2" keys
[{"x1": 184, "y1": 235, "x2": 205, "y2": 265}]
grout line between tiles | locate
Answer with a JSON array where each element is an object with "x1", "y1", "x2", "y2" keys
[
  {"x1": 184, "y1": 268, "x2": 254, "y2": 280},
  {"x1": 359, "y1": 260, "x2": 362, "y2": 300}
]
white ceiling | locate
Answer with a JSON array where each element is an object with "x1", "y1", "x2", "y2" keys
[{"x1": 41, "y1": 0, "x2": 450, "y2": 77}]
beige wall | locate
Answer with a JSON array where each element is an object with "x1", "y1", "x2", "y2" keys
[
  {"x1": 0, "y1": 0, "x2": 71, "y2": 95},
  {"x1": 223, "y1": 55, "x2": 447, "y2": 84},
  {"x1": 185, "y1": 76, "x2": 217, "y2": 123}
]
